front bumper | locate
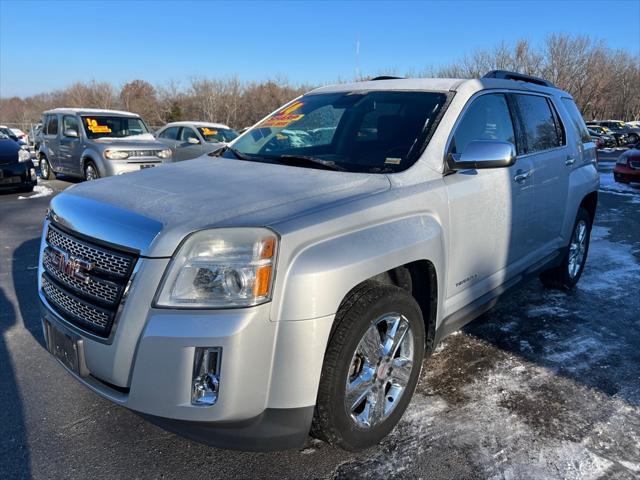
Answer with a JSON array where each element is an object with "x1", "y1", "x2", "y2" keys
[
  {"x1": 102, "y1": 159, "x2": 165, "y2": 176},
  {"x1": 0, "y1": 160, "x2": 37, "y2": 189},
  {"x1": 39, "y1": 270, "x2": 333, "y2": 449}
]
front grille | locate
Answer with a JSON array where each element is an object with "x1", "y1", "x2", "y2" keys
[
  {"x1": 127, "y1": 150, "x2": 161, "y2": 158},
  {"x1": 41, "y1": 224, "x2": 137, "y2": 338}
]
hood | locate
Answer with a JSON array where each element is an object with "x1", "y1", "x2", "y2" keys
[
  {"x1": 50, "y1": 156, "x2": 390, "y2": 256},
  {"x1": 0, "y1": 138, "x2": 20, "y2": 165}
]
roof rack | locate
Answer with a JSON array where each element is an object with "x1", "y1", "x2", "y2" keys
[
  {"x1": 482, "y1": 70, "x2": 555, "y2": 88},
  {"x1": 369, "y1": 76, "x2": 404, "y2": 81}
]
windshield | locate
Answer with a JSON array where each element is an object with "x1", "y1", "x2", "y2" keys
[
  {"x1": 81, "y1": 116, "x2": 150, "y2": 139},
  {"x1": 605, "y1": 122, "x2": 626, "y2": 131},
  {"x1": 223, "y1": 91, "x2": 448, "y2": 173},
  {"x1": 197, "y1": 126, "x2": 239, "y2": 143}
]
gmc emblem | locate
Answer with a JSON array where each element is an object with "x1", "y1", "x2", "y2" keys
[{"x1": 49, "y1": 247, "x2": 93, "y2": 283}]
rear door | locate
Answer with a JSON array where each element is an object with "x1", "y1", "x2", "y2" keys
[
  {"x1": 43, "y1": 114, "x2": 60, "y2": 170},
  {"x1": 59, "y1": 115, "x2": 83, "y2": 174},
  {"x1": 511, "y1": 93, "x2": 569, "y2": 258}
]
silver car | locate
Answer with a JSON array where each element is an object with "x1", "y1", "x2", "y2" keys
[
  {"x1": 155, "y1": 121, "x2": 239, "y2": 161},
  {"x1": 38, "y1": 108, "x2": 172, "y2": 181},
  {"x1": 38, "y1": 71, "x2": 598, "y2": 451}
]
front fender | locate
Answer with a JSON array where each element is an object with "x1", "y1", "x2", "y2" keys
[{"x1": 275, "y1": 214, "x2": 445, "y2": 321}]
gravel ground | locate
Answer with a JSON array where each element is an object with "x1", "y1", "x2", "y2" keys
[{"x1": 1, "y1": 157, "x2": 639, "y2": 479}]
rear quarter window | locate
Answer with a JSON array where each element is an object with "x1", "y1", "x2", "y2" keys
[{"x1": 561, "y1": 98, "x2": 592, "y2": 143}]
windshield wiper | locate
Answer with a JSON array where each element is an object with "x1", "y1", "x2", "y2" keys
[
  {"x1": 209, "y1": 145, "x2": 253, "y2": 160},
  {"x1": 278, "y1": 155, "x2": 347, "y2": 172}
]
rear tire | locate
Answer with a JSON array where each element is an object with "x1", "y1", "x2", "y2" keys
[
  {"x1": 311, "y1": 281, "x2": 425, "y2": 451},
  {"x1": 84, "y1": 161, "x2": 99, "y2": 181},
  {"x1": 39, "y1": 155, "x2": 54, "y2": 180},
  {"x1": 540, "y1": 207, "x2": 592, "y2": 290}
]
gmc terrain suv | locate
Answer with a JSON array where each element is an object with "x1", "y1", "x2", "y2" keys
[
  {"x1": 38, "y1": 108, "x2": 172, "y2": 181},
  {"x1": 38, "y1": 71, "x2": 598, "y2": 451}
]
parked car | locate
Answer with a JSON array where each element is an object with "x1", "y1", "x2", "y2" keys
[
  {"x1": 0, "y1": 131, "x2": 37, "y2": 192},
  {"x1": 10, "y1": 127, "x2": 28, "y2": 143},
  {"x1": 626, "y1": 121, "x2": 640, "y2": 129},
  {"x1": 0, "y1": 126, "x2": 28, "y2": 148},
  {"x1": 37, "y1": 71, "x2": 598, "y2": 452},
  {"x1": 587, "y1": 128, "x2": 616, "y2": 148},
  {"x1": 37, "y1": 108, "x2": 172, "y2": 181},
  {"x1": 613, "y1": 146, "x2": 640, "y2": 184},
  {"x1": 156, "y1": 121, "x2": 239, "y2": 161},
  {"x1": 588, "y1": 120, "x2": 639, "y2": 145}
]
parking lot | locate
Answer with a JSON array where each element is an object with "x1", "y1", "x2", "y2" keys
[{"x1": 1, "y1": 153, "x2": 639, "y2": 479}]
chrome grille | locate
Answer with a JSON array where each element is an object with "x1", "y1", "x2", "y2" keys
[
  {"x1": 46, "y1": 226, "x2": 133, "y2": 277},
  {"x1": 41, "y1": 224, "x2": 138, "y2": 338},
  {"x1": 42, "y1": 276, "x2": 111, "y2": 331},
  {"x1": 43, "y1": 249, "x2": 120, "y2": 304}
]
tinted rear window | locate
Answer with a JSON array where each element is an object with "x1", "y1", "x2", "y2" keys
[
  {"x1": 561, "y1": 98, "x2": 592, "y2": 143},
  {"x1": 514, "y1": 94, "x2": 563, "y2": 154}
]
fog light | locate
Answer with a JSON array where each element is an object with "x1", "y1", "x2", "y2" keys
[{"x1": 192, "y1": 347, "x2": 222, "y2": 405}]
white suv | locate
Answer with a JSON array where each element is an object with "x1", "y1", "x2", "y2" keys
[{"x1": 38, "y1": 71, "x2": 598, "y2": 451}]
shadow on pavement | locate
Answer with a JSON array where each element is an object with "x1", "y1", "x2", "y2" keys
[{"x1": 0, "y1": 287, "x2": 32, "y2": 480}]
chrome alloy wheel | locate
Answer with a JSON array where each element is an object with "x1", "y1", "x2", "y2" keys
[
  {"x1": 40, "y1": 157, "x2": 49, "y2": 178},
  {"x1": 85, "y1": 164, "x2": 98, "y2": 181},
  {"x1": 568, "y1": 219, "x2": 588, "y2": 279},
  {"x1": 344, "y1": 313, "x2": 415, "y2": 429}
]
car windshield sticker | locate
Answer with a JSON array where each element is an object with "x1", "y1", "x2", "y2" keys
[
  {"x1": 202, "y1": 128, "x2": 218, "y2": 136},
  {"x1": 85, "y1": 118, "x2": 111, "y2": 134},
  {"x1": 260, "y1": 101, "x2": 305, "y2": 128},
  {"x1": 385, "y1": 157, "x2": 402, "y2": 165}
]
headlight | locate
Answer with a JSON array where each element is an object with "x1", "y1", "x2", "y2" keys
[
  {"x1": 156, "y1": 228, "x2": 278, "y2": 308},
  {"x1": 157, "y1": 149, "x2": 172, "y2": 159},
  {"x1": 104, "y1": 150, "x2": 129, "y2": 160},
  {"x1": 18, "y1": 149, "x2": 31, "y2": 162}
]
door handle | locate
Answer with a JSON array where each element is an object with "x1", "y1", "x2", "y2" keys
[
  {"x1": 565, "y1": 156, "x2": 576, "y2": 166},
  {"x1": 514, "y1": 170, "x2": 531, "y2": 183}
]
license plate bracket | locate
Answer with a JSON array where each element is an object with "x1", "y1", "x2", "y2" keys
[
  {"x1": 139, "y1": 164, "x2": 155, "y2": 170},
  {"x1": 45, "y1": 320, "x2": 89, "y2": 377}
]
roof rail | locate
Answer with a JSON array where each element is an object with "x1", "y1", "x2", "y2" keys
[
  {"x1": 369, "y1": 76, "x2": 404, "y2": 81},
  {"x1": 482, "y1": 70, "x2": 555, "y2": 88}
]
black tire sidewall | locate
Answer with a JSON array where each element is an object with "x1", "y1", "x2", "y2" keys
[
  {"x1": 319, "y1": 284, "x2": 425, "y2": 450},
  {"x1": 562, "y1": 208, "x2": 592, "y2": 288}
]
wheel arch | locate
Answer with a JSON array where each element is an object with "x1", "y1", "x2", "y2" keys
[{"x1": 580, "y1": 190, "x2": 598, "y2": 224}]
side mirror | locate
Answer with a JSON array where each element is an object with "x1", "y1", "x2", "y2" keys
[
  {"x1": 450, "y1": 140, "x2": 516, "y2": 170},
  {"x1": 64, "y1": 129, "x2": 79, "y2": 138},
  {"x1": 187, "y1": 137, "x2": 200, "y2": 145}
]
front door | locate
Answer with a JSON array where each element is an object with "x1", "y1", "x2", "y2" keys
[{"x1": 443, "y1": 92, "x2": 535, "y2": 313}]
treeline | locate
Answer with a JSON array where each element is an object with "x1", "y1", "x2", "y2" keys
[{"x1": 1, "y1": 34, "x2": 638, "y2": 130}]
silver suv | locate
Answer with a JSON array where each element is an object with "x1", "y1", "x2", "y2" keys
[
  {"x1": 38, "y1": 108, "x2": 172, "y2": 181},
  {"x1": 38, "y1": 71, "x2": 598, "y2": 451}
]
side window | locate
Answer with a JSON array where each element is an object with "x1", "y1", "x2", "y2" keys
[
  {"x1": 561, "y1": 98, "x2": 592, "y2": 143},
  {"x1": 179, "y1": 127, "x2": 199, "y2": 142},
  {"x1": 451, "y1": 93, "x2": 515, "y2": 154},
  {"x1": 47, "y1": 115, "x2": 59, "y2": 136},
  {"x1": 63, "y1": 115, "x2": 79, "y2": 134},
  {"x1": 514, "y1": 94, "x2": 561, "y2": 154},
  {"x1": 159, "y1": 126, "x2": 179, "y2": 140}
]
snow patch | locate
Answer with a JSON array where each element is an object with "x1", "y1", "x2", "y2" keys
[
  {"x1": 598, "y1": 172, "x2": 640, "y2": 196},
  {"x1": 18, "y1": 185, "x2": 53, "y2": 200}
]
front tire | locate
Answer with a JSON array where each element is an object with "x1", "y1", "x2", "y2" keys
[
  {"x1": 39, "y1": 155, "x2": 54, "y2": 180},
  {"x1": 540, "y1": 207, "x2": 592, "y2": 290},
  {"x1": 84, "y1": 161, "x2": 99, "y2": 181},
  {"x1": 312, "y1": 281, "x2": 425, "y2": 451}
]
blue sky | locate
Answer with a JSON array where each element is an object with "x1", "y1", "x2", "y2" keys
[{"x1": 1, "y1": 0, "x2": 639, "y2": 97}]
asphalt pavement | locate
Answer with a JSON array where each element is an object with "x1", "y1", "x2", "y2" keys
[{"x1": 1, "y1": 157, "x2": 639, "y2": 479}]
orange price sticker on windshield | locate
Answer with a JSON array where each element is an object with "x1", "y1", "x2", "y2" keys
[
  {"x1": 202, "y1": 128, "x2": 218, "y2": 136},
  {"x1": 85, "y1": 118, "x2": 112, "y2": 134},
  {"x1": 260, "y1": 101, "x2": 305, "y2": 128}
]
